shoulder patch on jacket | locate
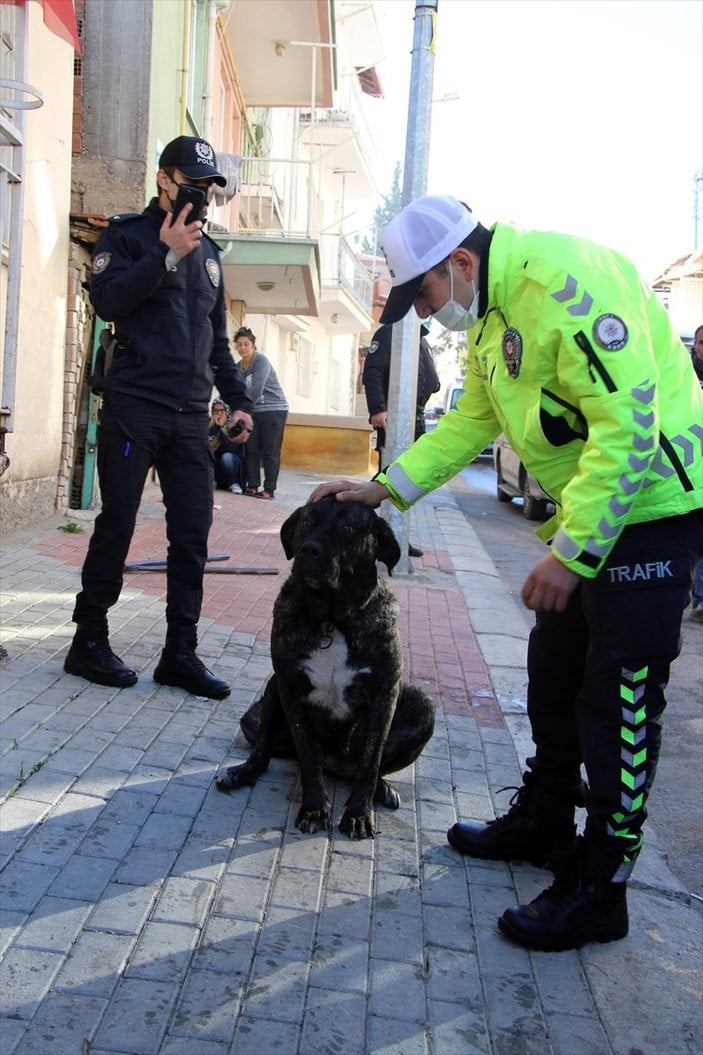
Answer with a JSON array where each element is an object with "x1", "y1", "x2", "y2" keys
[
  {"x1": 91, "y1": 251, "x2": 111, "y2": 274},
  {"x1": 205, "y1": 258, "x2": 220, "y2": 287},
  {"x1": 593, "y1": 314, "x2": 628, "y2": 350}
]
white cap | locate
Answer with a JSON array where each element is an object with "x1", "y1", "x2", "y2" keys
[{"x1": 379, "y1": 195, "x2": 477, "y2": 323}]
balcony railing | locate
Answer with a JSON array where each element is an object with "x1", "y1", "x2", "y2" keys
[
  {"x1": 210, "y1": 152, "x2": 373, "y2": 317},
  {"x1": 298, "y1": 94, "x2": 375, "y2": 152},
  {"x1": 227, "y1": 154, "x2": 319, "y2": 239},
  {"x1": 319, "y1": 233, "x2": 373, "y2": 314}
]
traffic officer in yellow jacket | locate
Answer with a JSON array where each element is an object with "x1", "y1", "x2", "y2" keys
[{"x1": 311, "y1": 195, "x2": 703, "y2": 952}]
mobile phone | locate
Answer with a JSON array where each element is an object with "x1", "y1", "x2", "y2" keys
[{"x1": 171, "y1": 184, "x2": 207, "y2": 225}]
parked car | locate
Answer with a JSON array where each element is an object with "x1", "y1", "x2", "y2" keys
[
  {"x1": 423, "y1": 404, "x2": 443, "y2": 431},
  {"x1": 493, "y1": 434, "x2": 554, "y2": 520}
]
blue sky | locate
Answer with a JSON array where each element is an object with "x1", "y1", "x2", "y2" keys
[{"x1": 365, "y1": 0, "x2": 703, "y2": 281}]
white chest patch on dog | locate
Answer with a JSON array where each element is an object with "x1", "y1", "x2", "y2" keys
[{"x1": 303, "y1": 629, "x2": 371, "y2": 720}]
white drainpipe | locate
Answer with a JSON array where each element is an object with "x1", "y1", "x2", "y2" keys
[{"x1": 202, "y1": 0, "x2": 219, "y2": 136}]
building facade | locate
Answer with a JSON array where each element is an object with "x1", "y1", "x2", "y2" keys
[
  {"x1": 1, "y1": 0, "x2": 385, "y2": 529},
  {"x1": 1, "y1": 0, "x2": 75, "y2": 526}
]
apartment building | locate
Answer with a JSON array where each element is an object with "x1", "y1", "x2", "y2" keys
[{"x1": 1, "y1": 0, "x2": 386, "y2": 528}]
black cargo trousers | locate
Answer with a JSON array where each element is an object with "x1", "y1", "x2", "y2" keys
[
  {"x1": 73, "y1": 392, "x2": 214, "y2": 628},
  {"x1": 525, "y1": 508, "x2": 702, "y2": 882}
]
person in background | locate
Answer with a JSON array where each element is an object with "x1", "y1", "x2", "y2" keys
[
  {"x1": 362, "y1": 321, "x2": 440, "y2": 557},
  {"x1": 63, "y1": 135, "x2": 253, "y2": 700},
  {"x1": 688, "y1": 324, "x2": 703, "y2": 621},
  {"x1": 208, "y1": 398, "x2": 248, "y2": 494},
  {"x1": 689, "y1": 323, "x2": 703, "y2": 385},
  {"x1": 363, "y1": 321, "x2": 441, "y2": 465},
  {"x1": 311, "y1": 194, "x2": 702, "y2": 952},
  {"x1": 233, "y1": 326, "x2": 289, "y2": 500},
  {"x1": 690, "y1": 556, "x2": 703, "y2": 622}
]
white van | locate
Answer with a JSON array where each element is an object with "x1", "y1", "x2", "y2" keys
[
  {"x1": 435, "y1": 378, "x2": 492, "y2": 458},
  {"x1": 443, "y1": 378, "x2": 465, "y2": 415}
]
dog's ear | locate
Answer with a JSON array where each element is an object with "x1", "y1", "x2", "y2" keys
[
  {"x1": 280, "y1": 507, "x2": 302, "y2": 559},
  {"x1": 374, "y1": 514, "x2": 401, "y2": 573}
]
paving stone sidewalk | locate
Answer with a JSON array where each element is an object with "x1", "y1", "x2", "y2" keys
[{"x1": 0, "y1": 468, "x2": 700, "y2": 1055}]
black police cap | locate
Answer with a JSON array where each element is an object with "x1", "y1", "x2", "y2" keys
[{"x1": 159, "y1": 136, "x2": 227, "y2": 187}]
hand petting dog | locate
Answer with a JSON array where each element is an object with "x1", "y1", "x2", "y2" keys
[{"x1": 308, "y1": 478, "x2": 389, "y2": 507}]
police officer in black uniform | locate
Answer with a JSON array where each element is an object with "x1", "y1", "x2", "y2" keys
[
  {"x1": 64, "y1": 136, "x2": 254, "y2": 699},
  {"x1": 362, "y1": 322, "x2": 440, "y2": 461}
]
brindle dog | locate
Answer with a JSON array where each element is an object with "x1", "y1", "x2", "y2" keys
[{"x1": 216, "y1": 496, "x2": 435, "y2": 838}]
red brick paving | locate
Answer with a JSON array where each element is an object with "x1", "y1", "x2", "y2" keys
[{"x1": 37, "y1": 483, "x2": 504, "y2": 726}]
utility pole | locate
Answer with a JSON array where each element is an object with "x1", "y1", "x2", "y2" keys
[
  {"x1": 383, "y1": 0, "x2": 438, "y2": 568},
  {"x1": 693, "y1": 169, "x2": 702, "y2": 252}
]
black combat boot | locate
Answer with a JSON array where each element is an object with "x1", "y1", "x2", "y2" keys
[
  {"x1": 153, "y1": 625, "x2": 230, "y2": 699},
  {"x1": 497, "y1": 838, "x2": 629, "y2": 951},
  {"x1": 64, "y1": 619, "x2": 138, "y2": 688},
  {"x1": 447, "y1": 772, "x2": 585, "y2": 867}
]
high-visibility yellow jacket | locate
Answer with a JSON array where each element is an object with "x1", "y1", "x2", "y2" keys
[{"x1": 379, "y1": 223, "x2": 703, "y2": 579}]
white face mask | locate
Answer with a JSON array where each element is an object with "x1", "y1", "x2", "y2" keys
[{"x1": 433, "y1": 264, "x2": 480, "y2": 332}]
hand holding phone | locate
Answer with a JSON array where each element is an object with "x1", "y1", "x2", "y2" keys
[
  {"x1": 160, "y1": 183, "x2": 208, "y2": 261},
  {"x1": 170, "y1": 184, "x2": 207, "y2": 226}
]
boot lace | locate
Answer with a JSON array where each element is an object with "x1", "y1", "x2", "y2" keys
[
  {"x1": 180, "y1": 649, "x2": 209, "y2": 675},
  {"x1": 87, "y1": 639, "x2": 122, "y2": 667},
  {"x1": 486, "y1": 785, "x2": 531, "y2": 830},
  {"x1": 535, "y1": 838, "x2": 585, "y2": 906}
]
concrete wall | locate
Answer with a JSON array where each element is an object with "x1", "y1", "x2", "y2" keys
[
  {"x1": 71, "y1": 0, "x2": 153, "y2": 215},
  {"x1": 0, "y1": 4, "x2": 75, "y2": 531},
  {"x1": 57, "y1": 243, "x2": 95, "y2": 511}
]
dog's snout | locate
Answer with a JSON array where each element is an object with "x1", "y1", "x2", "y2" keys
[{"x1": 300, "y1": 539, "x2": 323, "y2": 558}]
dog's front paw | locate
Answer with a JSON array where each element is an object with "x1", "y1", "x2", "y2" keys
[
  {"x1": 295, "y1": 801, "x2": 332, "y2": 834},
  {"x1": 215, "y1": 761, "x2": 263, "y2": 792},
  {"x1": 339, "y1": 805, "x2": 375, "y2": 840}
]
